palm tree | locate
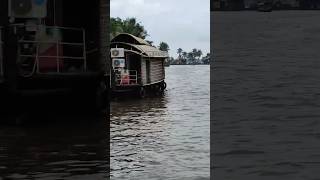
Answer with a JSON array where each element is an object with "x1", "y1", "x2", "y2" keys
[
  {"x1": 192, "y1": 48, "x2": 198, "y2": 55},
  {"x1": 187, "y1": 52, "x2": 195, "y2": 64},
  {"x1": 182, "y1": 51, "x2": 188, "y2": 64},
  {"x1": 190, "y1": 49, "x2": 203, "y2": 64},
  {"x1": 159, "y1": 42, "x2": 170, "y2": 52},
  {"x1": 110, "y1": 17, "x2": 148, "y2": 39},
  {"x1": 110, "y1": 17, "x2": 123, "y2": 39},
  {"x1": 196, "y1": 49, "x2": 203, "y2": 63},
  {"x1": 202, "y1": 53, "x2": 210, "y2": 64},
  {"x1": 182, "y1": 51, "x2": 187, "y2": 59},
  {"x1": 121, "y1": 18, "x2": 148, "y2": 39},
  {"x1": 177, "y1": 48, "x2": 183, "y2": 59}
]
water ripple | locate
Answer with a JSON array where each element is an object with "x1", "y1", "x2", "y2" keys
[{"x1": 111, "y1": 65, "x2": 210, "y2": 179}]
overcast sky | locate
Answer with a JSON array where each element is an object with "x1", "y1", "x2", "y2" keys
[{"x1": 111, "y1": 0, "x2": 210, "y2": 58}]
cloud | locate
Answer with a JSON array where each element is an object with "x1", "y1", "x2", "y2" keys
[{"x1": 111, "y1": 0, "x2": 210, "y2": 58}]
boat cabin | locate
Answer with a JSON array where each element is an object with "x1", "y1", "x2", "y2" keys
[{"x1": 110, "y1": 33, "x2": 168, "y2": 96}]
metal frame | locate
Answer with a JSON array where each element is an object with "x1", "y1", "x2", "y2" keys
[
  {"x1": 114, "y1": 69, "x2": 138, "y2": 86},
  {"x1": 13, "y1": 25, "x2": 87, "y2": 77}
]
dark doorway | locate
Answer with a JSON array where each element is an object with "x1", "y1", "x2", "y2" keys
[{"x1": 127, "y1": 53, "x2": 140, "y2": 83}]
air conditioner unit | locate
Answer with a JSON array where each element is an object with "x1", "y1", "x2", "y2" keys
[
  {"x1": 112, "y1": 58, "x2": 125, "y2": 68},
  {"x1": 111, "y1": 48, "x2": 125, "y2": 58},
  {"x1": 9, "y1": 0, "x2": 48, "y2": 18}
]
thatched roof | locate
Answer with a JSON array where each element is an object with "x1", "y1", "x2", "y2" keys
[
  {"x1": 111, "y1": 33, "x2": 168, "y2": 58},
  {"x1": 111, "y1": 33, "x2": 150, "y2": 45}
]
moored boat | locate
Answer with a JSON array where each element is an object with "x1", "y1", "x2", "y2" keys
[{"x1": 110, "y1": 33, "x2": 168, "y2": 97}]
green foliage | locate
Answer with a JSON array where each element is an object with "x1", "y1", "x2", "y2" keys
[
  {"x1": 202, "y1": 53, "x2": 210, "y2": 65},
  {"x1": 110, "y1": 17, "x2": 148, "y2": 39},
  {"x1": 177, "y1": 48, "x2": 183, "y2": 58},
  {"x1": 171, "y1": 48, "x2": 208, "y2": 65},
  {"x1": 159, "y1": 42, "x2": 170, "y2": 52}
]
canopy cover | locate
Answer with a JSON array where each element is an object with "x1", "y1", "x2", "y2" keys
[{"x1": 111, "y1": 33, "x2": 169, "y2": 58}]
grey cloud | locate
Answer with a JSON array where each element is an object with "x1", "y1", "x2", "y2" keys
[{"x1": 111, "y1": 0, "x2": 210, "y2": 57}]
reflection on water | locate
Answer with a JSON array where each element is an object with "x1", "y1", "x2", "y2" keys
[
  {"x1": 111, "y1": 65, "x2": 210, "y2": 179},
  {"x1": 0, "y1": 105, "x2": 109, "y2": 179}
]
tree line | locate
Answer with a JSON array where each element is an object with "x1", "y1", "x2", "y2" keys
[
  {"x1": 168, "y1": 48, "x2": 210, "y2": 65},
  {"x1": 111, "y1": 17, "x2": 210, "y2": 65}
]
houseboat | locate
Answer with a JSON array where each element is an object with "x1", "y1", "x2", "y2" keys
[
  {"x1": 0, "y1": 0, "x2": 109, "y2": 114},
  {"x1": 110, "y1": 33, "x2": 168, "y2": 97}
]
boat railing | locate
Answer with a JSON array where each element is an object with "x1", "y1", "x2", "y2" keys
[
  {"x1": 12, "y1": 24, "x2": 87, "y2": 77},
  {"x1": 115, "y1": 70, "x2": 138, "y2": 86},
  {"x1": 0, "y1": 26, "x2": 3, "y2": 78}
]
